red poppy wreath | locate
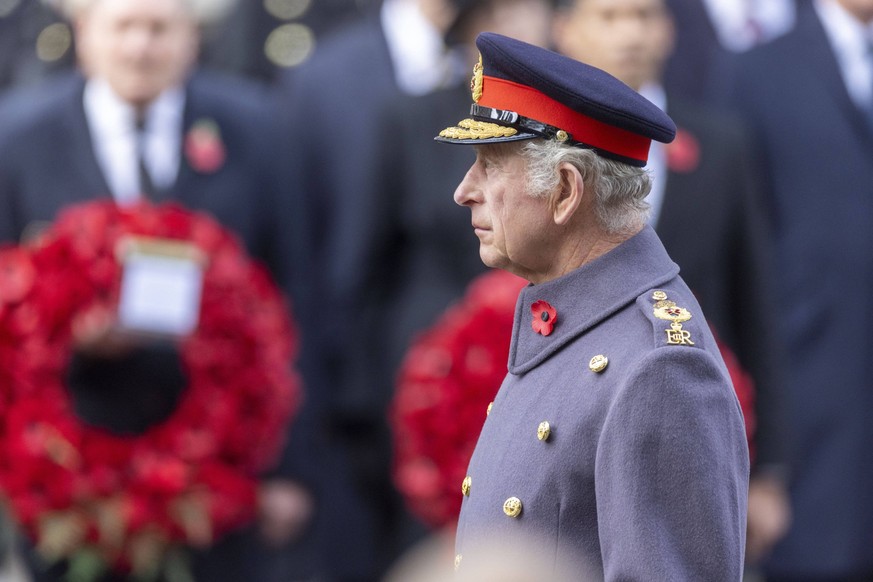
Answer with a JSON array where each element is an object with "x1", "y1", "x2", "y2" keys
[
  {"x1": 390, "y1": 269, "x2": 527, "y2": 529},
  {"x1": 391, "y1": 269, "x2": 757, "y2": 531},
  {"x1": 0, "y1": 201, "x2": 300, "y2": 577}
]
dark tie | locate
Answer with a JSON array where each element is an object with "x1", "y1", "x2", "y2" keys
[{"x1": 134, "y1": 112, "x2": 156, "y2": 200}]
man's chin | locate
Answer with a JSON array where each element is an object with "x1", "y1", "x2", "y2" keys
[
  {"x1": 478, "y1": 248, "x2": 506, "y2": 271},
  {"x1": 111, "y1": 82, "x2": 164, "y2": 108}
]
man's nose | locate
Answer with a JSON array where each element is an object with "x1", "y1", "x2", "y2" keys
[{"x1": 453, "y1": 163, "x2": 482, "y2": 207}]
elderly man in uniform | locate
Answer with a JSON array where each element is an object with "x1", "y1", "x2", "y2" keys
[{"x1": 436, "y1": 32, "x2": 749, "y2": 579}]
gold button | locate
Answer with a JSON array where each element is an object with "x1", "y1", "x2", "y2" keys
[
  {"x1": 454, "y1": 554, "x2": 462, "y2": 571},
  {"x1": 537, "y1": 421, "x2": 551, "y2": 442},
  {"x1": 652, "y1": 290, "x2": 667, "y2": 301},
  {"x1": 503, "y1": 496, "x2": 523, "y2": 518},
  {"x1": 461, "y1": 476, "x2": 472, "y2": 497},
  {"x1": 556, "y1": 129, "x2": 570, "y2": 142},
  {"x1": 486, "y1": 401, "x2": 493, "y2": 416},
  {"x1": 589, "y1": 354, "x2": 609, "y2": 373}
]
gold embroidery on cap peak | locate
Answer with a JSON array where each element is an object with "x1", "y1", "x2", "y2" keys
[
  {"x1": 439, "y1": 119, "x2": 518, "y2": 140},
  {"x1": 471, "y1": 54, "x2": 484, "y2": 102}
]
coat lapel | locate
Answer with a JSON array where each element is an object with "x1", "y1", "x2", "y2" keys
[{"x1": 65, "y1": 76, "x2": 113, "y2": 203}]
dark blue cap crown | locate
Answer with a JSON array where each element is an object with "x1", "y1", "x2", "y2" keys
[{"x1": 436, "y1": 32, "x2": 676, "y2": 166}]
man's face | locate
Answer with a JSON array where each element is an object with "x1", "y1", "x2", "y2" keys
[
  {"x1": 464, "y1": 0, "x2": 554, "y2": 48},
  {"x1": 836, "y1": 0, "x2": 873, "y2": 23},
  {"x1": 76, "y1": 0, "x2": 198, "y2": 107},
  {"x1": 453, "y1": 143, "x2": 557, "y2": 279},
  {"x1": 553, "y1": 0, "x2": 674, "y2": 90}
]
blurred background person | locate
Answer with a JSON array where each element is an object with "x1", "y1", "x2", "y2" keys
[
  {"x1": 0, "y1": 0, "x2": 316, "y2": 580},
  {"x1": 550, "y1": 0, "x2": 791, "y2": 571},
  {"x1": 663, "y1": 0, "x2": 796, "y2": 104},
  {"x1": 0, "y1": 0, "x2": 375, "y2": 95},
  {"x1": 381, "y1": 0, "x2": 556, "y2": 443},
  {"x1": 278, "y1": 0, "x2": 557, "y2": 578},
  {"x1": 0, "y1": 0, "x2": 75, "y2": 91},
  {"x1": 274, "y1": 1, "x2": 465, "y2": 579},
  {"x1": 199, "y1": 0, "x2": 374, "y2": 82},
  {"x1": 724, "y1": 0, "x2": 873, "y2": 579}
]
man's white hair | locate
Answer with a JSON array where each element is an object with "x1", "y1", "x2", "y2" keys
[
  {"x1": 520, "y1": 139, "x2": 652, "y2": 236},
  {"x1": 53, "y1": 0, "x2": 237, "y2": 24}
]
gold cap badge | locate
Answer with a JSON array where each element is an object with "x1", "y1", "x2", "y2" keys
[{"x1": 471, "y1": 54, "x2": 484, "y2": 103}]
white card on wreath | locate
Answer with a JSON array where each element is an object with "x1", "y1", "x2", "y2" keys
[{"x1": 116, "y1": 237, "x2": 206, "y2": 337}]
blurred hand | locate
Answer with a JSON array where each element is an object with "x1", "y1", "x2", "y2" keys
[
  {"x1": 746, "y1": 473, "x2": 791, "y2": 564},
  {"x1": 257, "y1": 479, "x2": 315, "y2": 547},
  {"x1": 72, "y1": 305, "x2": 136, "y2": 358}
]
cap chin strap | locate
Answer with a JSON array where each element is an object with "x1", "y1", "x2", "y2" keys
[{"x1": 471, "y1": 104, "x2": 570, "y2": 142}]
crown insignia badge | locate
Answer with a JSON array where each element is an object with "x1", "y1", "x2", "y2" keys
[{"x1": 653, "y1": 297, "x2": 695, "y2": 346}]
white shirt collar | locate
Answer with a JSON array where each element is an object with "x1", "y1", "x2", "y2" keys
[
  {"x1": 702, "y1": 0, "x2": 795, "y2": 52},
  {"x1": 84, "y1": 78, "x2": 186, "y2": 204},
  {"x1": 815, "y1": 0, "x2": 873, "y2": 108},
  {"x1": 381, "y1": 0, "x2": 450, "y2": 96},
  {"x1": 85, "y1": 78, "x2": 140, "y2": 140}
]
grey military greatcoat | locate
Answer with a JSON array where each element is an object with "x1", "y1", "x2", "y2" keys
[{"x1": 454, "y1": 226, "x2": 749, "y2": 581}]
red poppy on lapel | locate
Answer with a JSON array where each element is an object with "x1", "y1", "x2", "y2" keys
[
  {"x1": 666, "y1": 127, "x2": 700, "y2": 174},
  {"x1": 530, "y1": 300, "x2": 557, "y2": 336},
  {"x1": 184, "y1": 119, "x2": 226, "y2": 174}
]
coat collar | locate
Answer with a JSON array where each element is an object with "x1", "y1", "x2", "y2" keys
[{"x1": 507, "y1": 226, "x2": 678, "y2": 375}]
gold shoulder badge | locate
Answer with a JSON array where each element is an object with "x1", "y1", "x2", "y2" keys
[
  {"x1": 653, "y1": 299, "x2": 695, "y2": 346},
  {"x1": 471, "y1": 54, "x2": 484, "y2": 103},
  {"x1": 438, "y1": 119, "x2": 518, "y2": 140}
]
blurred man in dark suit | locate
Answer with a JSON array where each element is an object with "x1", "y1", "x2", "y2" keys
[
  {"x1": 279, "y1": 1, "x2": 557, "y2": 578},
  {"x1": 726, "y1": 0, "x2": 873, "y2": 578},
  {"x1": 276, "y1": 1, "x2": 464, "y2": 578},
  {"x1": 662, "y1": 0, "x2": 796, "y2": 104},
  {"x1": 382, "y1": 0, "x2": 556, "y2": 399},
  {"x1": 551, "y1": 0, "x2": 791, "y2": 568},
  {"x1": 0, "y1": 0, "x2": 314, "y2": 580}
]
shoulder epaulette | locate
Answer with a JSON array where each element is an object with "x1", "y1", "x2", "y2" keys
[{"x1": 639, "y1": 289, "x2": 700, "y2": 348}]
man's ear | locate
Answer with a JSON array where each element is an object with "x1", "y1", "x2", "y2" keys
[{"x1": 552, "y1": 162, "x2": 584, "y2": 226}]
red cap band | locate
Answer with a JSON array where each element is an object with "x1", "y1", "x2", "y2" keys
[{"x1": 479, "y1": 76, "x2": 651, "y2": 163}]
